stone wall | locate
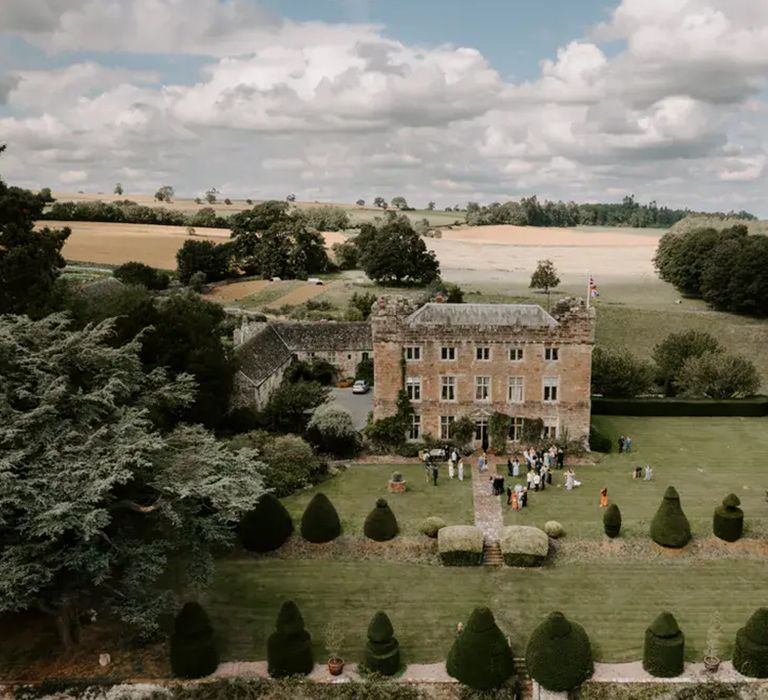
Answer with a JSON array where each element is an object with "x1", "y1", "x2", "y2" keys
[{"x1": 294, "y1": 349, "x2": 371, "y2": 379}]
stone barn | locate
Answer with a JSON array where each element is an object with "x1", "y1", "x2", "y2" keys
[{"x1": 232, "y1": 324, "x2": 294, "y2": 410}]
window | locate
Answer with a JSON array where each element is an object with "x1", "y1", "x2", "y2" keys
[
  {"x1": 440, "y1": 415, "x2": 455, "y2": 440},
  {"x1": 405, "y1": 346, "x2": 421, "y2": 361},
  {"x1": 405, "y1": 376, "x2": 421, "y2": 401},
  {"x1": 441, "y1": 346, "x2": 456, "y2": 361},
  {"x1": 347, "y1": 354, "x2": 352, "y2": 360},
  {"x1": 543, "y1": 376, "x2": 559, "y2": 402},
  {"x1": 476, "y1": 346, "x2": 490, "y2": 361},
  {"x1": 543, "y1": 418, "x2": 558, "y2": 439},
  {"x1": 509, "y1": 347, "x2": 524, "y2": 362},
  {"x1": 508, "y1": 376, "x2": 524, "y2": 403},
  {"x1": 440, "y1": 375, "x2": 456, "y2": 401},
  {"x1": 545, "y1": 347, "x2": 559, "y2": 361},
  {"x1": 510, "y1": 417, "x2": 524, "y2": 441},
  {"x1": 475, "y1": 376, "x2": 491, "y2": 401},
  {"x1": 408, "y1": 414, "x2": 421, "y2": 441},
  {"x1": 362, "y1": 351, "x2": 369, "y2": 360}
]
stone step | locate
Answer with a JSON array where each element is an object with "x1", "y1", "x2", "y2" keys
[
  {"x1": 513, "y1": 657, "x2": 534, "y2": 699},
  {"x1": 482, "y1": 540, "x2": 503, "y2": 566}
]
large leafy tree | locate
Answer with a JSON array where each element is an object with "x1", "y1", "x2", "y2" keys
[
  {"x1": 677, "y1": 351, "x2": 760, "y2": 399},
  {"x1": 652, "y1": 330, "x2": 723, "y2": 396},
  {"x1": 0, "y1": 145, "x2": 71, "y2": 316},
  {"x1": 530, "y1": 259, "x2": 560, "y2": 294},
  {"x1": 0, "y1": 315, "x2": 265, "y2": 648},
  {"x1": 591, "y1": 347, "x2": 655, "y2": 398}
]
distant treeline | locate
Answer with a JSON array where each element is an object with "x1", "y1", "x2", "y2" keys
[
  {"x1": 39, "y1": 199, "x2": 352, "y2": 232},
  {"x1": 465, "y1": 195, "x2": 755, "y2": 229}
]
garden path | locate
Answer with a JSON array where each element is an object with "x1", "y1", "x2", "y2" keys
[{"x1": 471, "y1": 457, "x2": 503, "y2": 543}]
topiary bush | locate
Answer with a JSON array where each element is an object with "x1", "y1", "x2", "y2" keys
[
  {"x1": 526, "y1": 611, "x2": 593, "y2": 692},
  {"x1": 306, "y1": 404, "x2": 361, "y2": 458},
  {"x1": 500, "y1": 525, "x2": 549, "y2": 567},
  {"x1": 239, "y1": 494, "x2": 293, "y2": 553},
  {"x1": 267, "y1": 601, "x2": 314, "y2": 678},
  {"x1": 438, "y1": 525, "x2": 484, "y2": 566},
  {"x1": 713, "y1": 493, "x2": 744, "y2": 542},
  {"x1": 589, "y1": 425, "x2": 612, "y2": 453},
  {"x1": 643, "y1": 612, "x2": 685, "y2": 678},
  {"x1": 544, "y1": 521, "x2": 565, "y2": 539},
  {"x1": 300, "y1": 493, "x2": 342, "y2": 543},
  {"x1": 364, "y1": 611, "x2": 401, "y2": 676},
  {"x1": 733, "y1": 608, "x2": 768, "y2": 678},
  {"x1": 364, "y1": 498, "x2": 399, "y2": 541},
  {"x1": 446, "y1": 607, "x2": 515, "y2": 690},
  {"x1": 169, "y1": 602, "x2": 219, "y2": 679},
  {"x1": 603, "y1": 503, "x2": 622, "y2": 538},
  {"x1": 419, "y1": 516, "x2": 447, "y2": 538},
  {"x1": 650, "y1": 486, "x2": 692, "y2": 548}
]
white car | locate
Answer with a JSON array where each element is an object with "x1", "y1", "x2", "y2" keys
[{"x1": 352, "y1": 379, "x2": 370, "y2": 394}]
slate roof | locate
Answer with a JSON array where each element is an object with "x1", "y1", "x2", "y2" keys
[
  {"x1": 236, "y1": 324, "x2": 292, "y2": 386},
  {"x1": 406, "y1": 303, "x2": 557, "y2": 328},
  {"x1": 272, "y1": 321, "x2": 372, "y2": 351}
]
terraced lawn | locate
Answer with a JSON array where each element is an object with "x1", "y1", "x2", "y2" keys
[{"x1": 281, "y1": 463, "x2": 474, "y2": 536}]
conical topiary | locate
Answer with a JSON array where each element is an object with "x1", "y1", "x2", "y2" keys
[
  {"x1": 526, "y1": 611, "x2": 593, "y2": 691},
  {"x1": 447, "y1": 607, "x2": 515, "y2": 690},
  {"x1": 733, "y1": 608, "x2": 768, "y2": 677},
  {"x1": 364, "y1": 611, "x2": 401, "y2": 676},
  {"x1": 650, "y1": 486, "x2": 691, "y2": 548},
  {"x1": 643, "y1": 612, "x2": 685, "y2": 678},
  {"x1": 169, "y1": 602, "x2": 219, "y2": 679},
  {"x1": 603, "y1": 503, "x2": 622, "y2": 538},
  {"x1": 363, "y1": 498, "x2": 399, "y2": 541},
  {"x1": 240, "y1": 494, "x2": 294, "y2": 552},
  {"x1": 300, "y1": 493, "x2": 341, "y2": 543},
  {"x1": 713, "y1": 493, "x2": 744, "y2": 542},
  {"x1": 267, "y1": 600, "x2": 314, "y2": 677}
]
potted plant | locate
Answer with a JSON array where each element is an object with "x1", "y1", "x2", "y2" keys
[
  {"x1": 704, "y1": 611, "x2": 722, "y2": 673},
  {"x1": 325, "y1": 621, "x2": 345, "y2": 676},
  {"x1": 388, "y1": 471, "x2": 406, "y2": 493}
]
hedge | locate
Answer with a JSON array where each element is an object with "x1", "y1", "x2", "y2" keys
[
  {"x1": 363, "y1": 498, "x2": 399, "y2": 541},
  {"x1": 169, "y1": 602, "x2": 219, "y2": 679},
  {"x1": 650, "y1": 486, "x2": 691, "y2": 548},
  {"x1": 589, "y1": 425, "x2": 612, "y2": 453},
  {"x1": 300, "y1": 493, "x2": 342, "y2": 543},
  {"x1": 438, "y1": 525, "x2": 484, "y2": 566},
  {"x1": 418, "y1": 516, "x2": 446, "y2": 538},
  {"x1": 713, "y1": 493, "x2": 744, "y2": 542},
  {"x1": 643, "y1": 612, "x2": 685, "y2": 678},
  {"x1": 544, "y1": 521, "x2": 565, "y2": 539},
  {"x1": 603, "y1": 504, "x2": 622, "y2": 538},
  {"x1": 526, "y1": 611, "x2": 593, "y2": 691},
  {"x1": 500, "y1": 526, "x2": 549, "y2": 567},
  {"x1": 239, "y1": 494, "x2": 293, "y2": 553},
  {"x1": 733, "y1": 608, "x2": 768, "y2": 678},
  {"x1": 364, "y1": 611, "x2": 401, "y2": 676},
  {"x1": 267, "y1": 601, "x2": 314, "y2": 678},
  {"x1": 446, "y1": 607, "x2": 515, "y2": 690},
  {"x1": 591, "y1": 396, "x2": 768, "y2": 417}
]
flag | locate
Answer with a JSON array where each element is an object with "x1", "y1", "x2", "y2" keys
[{"x1": 588, "y1": 275, "x2": 599, "y2": 298}]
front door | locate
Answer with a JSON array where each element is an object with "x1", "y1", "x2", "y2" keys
[{"x1": 474, "y1": 417, "x2": 489, "y2": 451}]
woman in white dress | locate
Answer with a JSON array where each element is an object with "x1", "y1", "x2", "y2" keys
[{"x1": 457, "y1": 459, "x2": 464, "y2": 481}]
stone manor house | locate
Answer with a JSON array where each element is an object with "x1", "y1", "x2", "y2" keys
[{"x1": 370, "y1": 296, "x2": 595, "y2": 448}]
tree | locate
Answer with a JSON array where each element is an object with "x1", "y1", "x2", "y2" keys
[
  {"x1": 373, "y1": 196, "x2": 386, "y2": 208},
  {"x1": 391, "y1": 196, "x2": 408, "y2": 210},
  {"x1": 357, "y1": 217, "x2": 440, "y2": 286},
  {"x1": 113, "y1": 261, "x2": 170, "y2": 290},
  {"x1": 526, "y1": 611, "x2": 593, "y2": 691},
  {"x1": 301, "y1": 493, "x2": 341, "y2": 543},
  {"x1": 427, "y1": 201, "x2": 435, "y2": 211},
  {"x1": 0, "y1": 315, "x2": 265, "y2": 647},
  {"x1": 363, "y1": 498, "x2": 399, "y2": 541},
  {"x1": 332, "y1": 240, "x2": 360, "y2": 270},
  {"x1": 114, "y1": 182, "x2": 124, "y2": 195},
  {"x1": 38, "y1": 187, "x2": 55, "y2": 203},
  {"x1": 365, "y1": 611, "x2": 401, "y2": 675},
  {"x1": 530, "y1": 259, "x2": 560, "y2": 294},
  {"x1": 169, "y1": 602, "x2": 219, "y2": 679},
  {"x1": 652, "y1": 330, "x2": 723, "y2": 396},
  {"x1": 591, "y1": 347, "x2": 655, "y2": 398},
  {"x1": 348, "y1": 291, "x2": 377, "y2": 320},
  {"x1": 306, "y1": 404, "x2": 360, "y2": 458},
  {"x1": 452, "y1": 415, "x2": 476, "y2": 445},
  {"x1": 154, "y1": 185, "x2": 175, "y2": 202},
  {"x1": 356, "y1": 199, "x2": 365, "y2": 206},
  {"x1": 677, "y1": 352, "x2": 759, "y2": 399},
  {"x1": 259, "y1": 380, "x2": 329, "y2": 434},
  {"x1": 650, "y1": 486, "x2": 691, "y2": 548},
  {"x1": 205, "y1": 187, "x2": 219, "y2": 204},
  {"x1": 356, "y1": 356, "x2": 374, "y2": 384},
  {"x1": 239, "y1": 494, "x2": 294, "y2": 552},
  {"x1": 267, "y1": 601, "x2": 314, "y2": 677},
  {"x1": 286, "y1": 193, "x2": 296, "y2": 202},
  {"x1": 176, "y1": 239, "x2": 232, "y2": 284},
  {"x1": 224, "y1": 197, "x2": 232, "y2": 205},
  {"x1": 0, "y1": 147, "x2": 70, "y2": 317},
  {"x1": 643, "y1": 612, "x2": 685, "y2": 678}
]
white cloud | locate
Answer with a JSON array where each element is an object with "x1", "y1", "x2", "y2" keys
[
  {"x1": 719, "y1": 155, "x2": 766, "y2": 181},
  {"x1": 58, "y1": 169, "x2": 88, "y2": 183}
]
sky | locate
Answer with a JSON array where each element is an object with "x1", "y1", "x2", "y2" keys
[{"x1": 0, "y1": 0, "x2": 767, "y2": 215}]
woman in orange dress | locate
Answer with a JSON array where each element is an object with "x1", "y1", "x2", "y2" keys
[
  {"x1": 511, "y1": 491, "x2": 519, "y2": 510},
  {"x1": 599, "y1": 487, "x2": 608, "y2": 508}
]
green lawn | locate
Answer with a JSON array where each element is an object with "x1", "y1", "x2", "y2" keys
[
  {"x1": 281, "y1": 463, "x2": 474, "y2": 536},
  {"x1": 501, "y1": 416, "x2": 768, "y2": 537},
  {"x1": 208, "y1": 558, "x2": 767, "y2": 664}
]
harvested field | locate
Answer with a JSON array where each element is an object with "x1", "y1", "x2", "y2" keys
[
  {"x1": 268, "y1": 281, "x2": 336, "y2": 307},
  {"x1": 205, "y1": 279, "x2": 272, "y2": 302},
  {"x1": 442, "y1": 225, "x2": 659, "y2": 247}
]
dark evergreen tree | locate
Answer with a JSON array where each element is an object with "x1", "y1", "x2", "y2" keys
[
  {"x1": 239, "y1": 494, "x2": 293, "y2": 552},
  {"x1": 733, "y1": 608, "x2": 768, "y2": 678},
  {"x1": 713, "y1": 493, "x2": 744, "y2": 542},
  {"x1": 363, "y1": 498, "x2": 399, "y2": 541},
  {"x1": 364, "y1": 611, "x2": 401, "y2": 676},
  {"x1": 650, "y1": 486, "x2": 691, "y2": 548},
  {"x1": 526, "y1": 611, "x2": 593, "y2": 692},
  {"x1": 300, "y1": 493, "x2": 342, "y2": 543},
  {"x1": 643, "y1": 612, "x2": 685, "y2": 678},
  {"x1": 603, "y1": 504, "x2": 622, "y2": 538},
  {"x1": 267, "y1": 601, "x2": 314, "y2": 678},
  {"x1": 169, "y1": 602, "x2": 219, "y2": 679}
]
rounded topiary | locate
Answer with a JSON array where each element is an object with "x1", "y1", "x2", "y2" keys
[
  {"x1": 603, "y1": 503, "x2": 622, "y2": 538},
  {"x1": 643, "y1": 612, "x2": 685, "y2": 678},
  {"x1": 300, "y1": 493, "x2": 342, "y2": 543},
  {"x1": 447, "y1": 607, "x2": 515, "y2": 690},
  {"x1": 239, "y1": 494, "x2": 293, "y2": 553},
  {"x1": 364, "y1": 498, "x2": 399, "y2": 541},
  {"x1": 169, "y1": 602, "x2": 219, "y2": 679},
  {"x1": 713, "y1": 493, "x2": 744, "y2": 542},
  {"x1": 438, "y1": 525, "x2": 484, "y2": 566},
  {"x1": 364, "y1": 611, "x2": 401, "y2": 676},
  {"x1": 544, "y1": 521, "x2": 565, "y2": 539},
  {"x1": 526, "y1": 611, "x2": 593, "y2": 692},
  {"x1": 267, "y1": 600, "x2": 314, "y2": 678},
  {"x1": 733, "y1": 608, "x2": 768, "y2": 678},
  {"x1": 500, "y1": 526, "x2": 549, "y2": 567},
  {"x1": 650, "y1": 486, "x2": 691, "y2": 548},
  {"x1": 419, "y1": 516, "x2": 447, "y2": 538}
]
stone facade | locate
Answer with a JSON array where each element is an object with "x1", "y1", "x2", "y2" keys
[{"x1": 370, "y1": 296, "x2": 595, "y2": 448}]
